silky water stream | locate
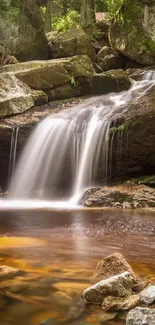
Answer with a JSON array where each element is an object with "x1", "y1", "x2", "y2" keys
[{"x1": 0, "y1": 73, "x2": 155, "y2": 324}]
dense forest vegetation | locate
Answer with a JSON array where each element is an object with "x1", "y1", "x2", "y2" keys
[{"x1": 0, "y1": 0, "x2": 123, "y2": 61}]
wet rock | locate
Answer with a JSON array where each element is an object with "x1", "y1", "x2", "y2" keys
[
  {"x1": 94, "y1": 252, "x2": 136, "y2": 281},
  {"x1": 140, "y1": 285, "x2": 155, "y2": 305},
  {"x1": 102, "y1": 294, "x2": 139, "y2": 312},
  {"x1": 52, "y1": 291, "x2": 72, "y2": 306},
  {"x1": 47, "y1": 28, "x2": 96, "y2": 61},
  {"x1": 39, "y1": 319, "x2": 58, "y2": 325},
  {"x1": 0, "y1": 265, "x2": 25, "y2": 280},
  {"x1": 67, "y1": 297, "x2": 86, "y2": 322},
  {"x1": 126, "y1": 307, "x2": 155, "y2": 325},
  {"x1": 0, "y1": 73, "x2": 34, "y2": 117},
  {"x1": 80, "y1": 184, "x2": 155, "y2": 209},
  {"x1": 83, "y1": 272, "x2": 134, "y2": 305},
  {"x1": 98, "y1": 311, "x2": 117, "y2": 323}
]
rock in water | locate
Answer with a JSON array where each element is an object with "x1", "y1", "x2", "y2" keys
[
  {"x1": 126, "y1": 307, "x2": 155, "y2": 325},
  {"x1": 102, "y1": 294, "x2": 140, "y2": 312},
  {"x1": 140, "y1": 285, "x2": 155, "y2": 305},
  {"x1": 93, "y1": 252, "x2": 136, "y2": 281},
  {"x1": 83, "y1": 272, "x2": 134, "y2": 304},
  {"x1": 109, "y1": 0, "x2": 155, "y2": 65},
  {"x1": 0, "y1": 265, "x2": 25, "y2": 279}
]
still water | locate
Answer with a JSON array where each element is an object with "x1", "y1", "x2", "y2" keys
[{"x1": 0, "y1": 208, "x2": 154, "y2": 325}]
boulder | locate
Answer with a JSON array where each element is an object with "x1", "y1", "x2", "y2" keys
[
  {"x1": 102, "y1": 294, "x2": 140, "y2": 312},
  {"x1": 97, "y1": 46, "x2": 125, "y2": 71},
  {"x1": 109, "y1": 0, "x2": 155, "y2": 65},
  {"x1": 80, "y1": 184, "x2": 155, "y2": 208},
  {"x1": 97, "y1": 52, "x2": 125, "y2": 71},
  {"x1": 126, "y1": 307, "x2": 155, "y2": 325},
  {"x1": 83, "y1": 272, "x2": 134, "y2": 304},
  {"x1": 79, "y1": 70, "x2": 132, "y2": 96},
  {"x1": 0, "y1": 73, "x2": 34, "y2": 117},
  {"x1": 97, "y1": 46, "x2": 114, "y2": 59},
  {"x1": 111, "y1": 84, "x2": 155, "y2": 178},
  {"x1": 46, "y1": 70, "x2": 132, "y2": 100},
  {"x1": 94, "y1": 252, "x2": 136, "y2": 281},
  {"x1": 140, "y1": 285, "x2": 155, "y2": 305},
  {"x1": 47, "y1": 28, "x2": 96, "y2": 61},
  {"x1": 2, "y1": 55, "x2": 94, "y2": 91},
  {"x1": 15, "y1": 0, "x2": 49, "y2": 61}
]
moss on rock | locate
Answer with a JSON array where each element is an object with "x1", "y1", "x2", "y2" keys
[{"x1": 109, "y1": 0, "x2": 155, "y2": 65}]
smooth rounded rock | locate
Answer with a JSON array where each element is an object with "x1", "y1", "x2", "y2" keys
[{"x1": 140, "y1": 285, "x2": 155, "y2": 305}]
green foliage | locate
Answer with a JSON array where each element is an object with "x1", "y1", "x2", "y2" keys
[
  {"x1": 102, "y1": 0, "x2": 124, "y2": 13},
  {"x1": 53, "y1": 10, "x2": 80, "y2": 32}
]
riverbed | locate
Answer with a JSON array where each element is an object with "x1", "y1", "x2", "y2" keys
[{"x1": 0, "y1": 208, "x2": 154, "y2": 325}]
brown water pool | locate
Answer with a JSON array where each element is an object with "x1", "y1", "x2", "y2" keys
[{"x1": 0, "y1": 208, "x2": 154, "y2": 325}]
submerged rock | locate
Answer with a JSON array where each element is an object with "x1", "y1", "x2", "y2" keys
[
  {"x1": 47, "y1": 28, "x2": 96, "y2": 61},
  {"x1": 83, "y1": 272, "x2": 134, "y2": 304},
  {"x1": 126, "y1": 307, "x2": 155, "y2": 325},
  {"x1": 102, "y1": 294, "x2": 139, "y2": 311},
  {"x1": 80, "y1": 184, "x2": 155, "y2": 209},
  {"x1": 140, "y1": 285, "x2": 155, "y2": 305},
  {"x1": 0, "y1": 265, "x2": 25, "y2": 280},
  {"x1": 94, "y1": 252, "x2": 136, "y2": 281},
  {"x1": 109, "y1": 0, "x2": 155, "y2": 65}
]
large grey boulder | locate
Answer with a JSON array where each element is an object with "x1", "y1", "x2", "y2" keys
[
  {"x1": 84, "y1": 272, "x2": 134, "y2": 304},
  {"x1": 0, "y1": 73, "x2": 34, "y2": 117},
  {"x1": 109, "y1": 0, "x2": 155, "y2": 65},
  {"x1": 126, "y1": 307, "x2": 155, "y2": 325}
]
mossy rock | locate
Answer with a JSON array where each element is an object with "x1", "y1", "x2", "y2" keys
[
  {"x1": 109, "y1": 0, "x2": 155, "y2": 65},
  {"x1": 2, "y1": 55, "x2": 94, "y2": 91},
  {"x1": 47, "y1": 27, "x2": 96, "y2": 61}
]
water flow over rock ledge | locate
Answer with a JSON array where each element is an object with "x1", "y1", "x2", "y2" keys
[{"x1": 5, "y1": 71, "x2": 155, "y2": 204}]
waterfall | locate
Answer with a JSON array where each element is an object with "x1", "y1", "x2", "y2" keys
[
  {"x1": 9, "y1": 127, "x2": 19, "y2": 179},
  {"x1": 8, "y1": 73, "x2": 155, "y2": 202}
]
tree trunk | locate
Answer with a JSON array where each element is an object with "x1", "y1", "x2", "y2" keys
[
  {"x1": 80, "y1": 0, "x2": 96, "y2": 28},
  {"x1": 45, "y1": 0, "x2": 52, "y2": 32}
]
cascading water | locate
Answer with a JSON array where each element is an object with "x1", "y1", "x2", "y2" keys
[
  {"x1": 8, "y1": 127, "x2": 19, "y2": 179},
  {"x1": 6, "y1": 72, "x2": 155, "y2": 205}
]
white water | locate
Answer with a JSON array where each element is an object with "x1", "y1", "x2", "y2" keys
[
  {"x1": 5, "y1": 72, "x2": 155, "y2": 204},
  {"x1": 9, "y1": 127, "x2": 19, "y2": 178}
]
